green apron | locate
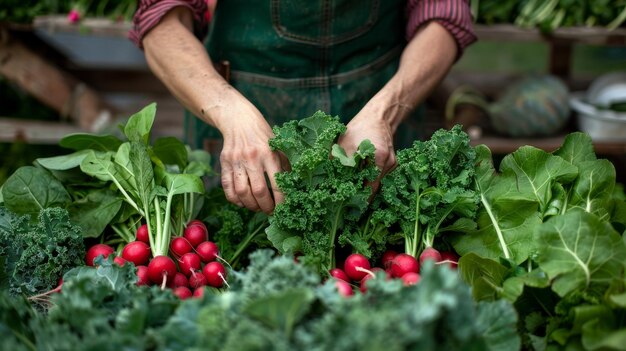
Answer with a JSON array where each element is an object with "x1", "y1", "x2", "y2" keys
[{"x1": 184, "y1": 0, "x2": 424, "y2": 162}]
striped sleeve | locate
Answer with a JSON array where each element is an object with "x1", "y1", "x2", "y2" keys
[
  {"x1": 129, "y1": 0, "x2": 208, "y2": 49},
  {"x1": 406, "y1": 0, "x2": 477, "y2": 53}
]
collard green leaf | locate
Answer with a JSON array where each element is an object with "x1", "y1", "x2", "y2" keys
[
  {"x1": 475, "y1": 300, "x2": 521, "y2": 351},
  {"x1": 567, "y1": 159, "x2": 615, "y2": 220},
  {"x1": 500, "y1": 146, "x2": 579, "y2": 212},
  {"x1": 35, "y1": 150, "x2": 91, "y2": 171},
  {"x1": 501, "y1": 269, "x2": 550, "y2": 302},
  {"x1": 458, "y1": 253, "x2": 508, "y2": 301},
  {"x1": 582, "y1": 318, "x2": 626, "y2": 351},
  {"x1": 266, "y1": 225, "x2": 301, "y2": 254},
  {"x1": 534, "y1": 210, "x2": 626, "y2": 297},
  {"x1": 1, "y1": 166, "x2": 71, "y2": 214},
  {"x1": 59, "y1": 133, "x2": 123, "y2": 152},
  {"x1": 124, "y1": 103, "x2": 156, "y2": 144},
  {"x1": 552, "y1": 132, "x2": 597, "y2": 164}
]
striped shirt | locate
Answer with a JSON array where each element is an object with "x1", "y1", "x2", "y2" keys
[{"x1": 129, "y1": 0, "x2": 476, "y2": 52}]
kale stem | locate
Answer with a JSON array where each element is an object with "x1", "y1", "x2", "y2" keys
[
  {"x1": 411, "y1": 191, "x2": 421, "y2": 257},
  {"x1": 12, "y1": 330, "x2": 36, "y2": 351},
  {"x1": 328, "y1": 203, "x2": 344, "y2": 270},
  {"x1": 230, "y1": 223, "x2": 265, "y2": 265}
]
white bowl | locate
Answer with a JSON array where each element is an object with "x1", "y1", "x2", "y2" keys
[{"x1": 570, "y1": 92, "x2": 626, "y2": 141}]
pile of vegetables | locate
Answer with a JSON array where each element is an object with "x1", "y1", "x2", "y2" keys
[
  {"x1": 0, "y1": 103, "x2": 625, "y2": 350},
  {"x1": 473, "y1": 0, "x2": 626, "y2": 31}
]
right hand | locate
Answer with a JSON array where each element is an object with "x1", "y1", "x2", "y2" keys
[{"x1": 217, "y1": 101, "x2": 286, "y2": 214}]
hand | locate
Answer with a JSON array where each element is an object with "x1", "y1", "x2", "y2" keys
[
  {"x1": 338, "y1": 107, "x2": 397, "y2": 189},
  {"x1": 218, "y1": 102, "x2": 286, "y2": 214}
]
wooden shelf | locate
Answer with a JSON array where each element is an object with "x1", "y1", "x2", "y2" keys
[{"x1": 32, "y1": 15, "x2": 131, "y2": 37}]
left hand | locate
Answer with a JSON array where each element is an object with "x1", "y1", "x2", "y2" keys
[{"x1": 338, "y1": 107, "x2": 397, "y2": 190}]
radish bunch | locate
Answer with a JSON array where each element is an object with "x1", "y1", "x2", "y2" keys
[
  {"x1": 330, "y1": 249, "x2": 460, "y2": 297},
  {"x1": 84, "y1": 220, "x2": 229, "y2": 299}
]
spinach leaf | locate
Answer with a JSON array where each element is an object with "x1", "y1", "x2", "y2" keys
[
  {"x1": 1, "y1": 166, "x2": 71, "y2": 215},
  {"x1": 123, "y1": 103, "x2": 156, "y2": 144}
]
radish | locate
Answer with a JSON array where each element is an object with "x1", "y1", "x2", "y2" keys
[
  {"x1": 335, "y1": 279, "x2": 353, "y2": 297},
  {"x1": 193, "y1": 286, "x2": 205, "y2": 298},
  {"x1": 419, "y1": 247, "x2": 442, "y2": 264},
  {"x1": 184, "y1": 222, "x2": 208, "y2": 247},
  {"x1": 188, "y1": 271, "x2": 208, "y2": 289},
  {"x1": 390, "y1": 253, "x2": 419, "y2": 278},
  {"x1": 439, "y1": 251, "x2": 460, "y2": 269},
  {"x1": 173, "y1": 286, "x2": 193, "y2": 300},
  {"x1": 329, "y1": 268, "x2": 350, "y2": 282},
  {"x1": 360, "y1": 274, "x2": 376, "y2": 293},
  {"x1": 136, "y1": 224, "x2": 149, "y2": 244},
  {"x1": 203, "y1": 261, "x2": 227, "y2": 288},
  {"x1": 170, "y1": 237, "x2": 193, "y2": 257},
  {"x1": 195, "y1": 241, "x2": 219, "y2": 263},
  {"x1": 114, "y1": 256, "x2": 128, "y2": 266},
  {"x1": 344, "y1": 254, "x2": 371, "y2": 281},
  {"x1": 148, "y1": 255, "x2": 177, "y2": 287},
  {"x1": 178, "y1": 253, "x2": 201, "y2": 276},
  {"x1": 173, "y1": 272, "x2": 189, "y2": 288},
  {"x1": 188, "y1": 219, "x2": 207, "y2": 231},
  {"x1": 381, "y1": 250, "x2": 398, "y2": 269},
  {"x1": 402, "y1": 272, "x2": 421, "y2": 286},
  {"x1": 85, "y1": 244, "x2": 115, "y2": 266},
  {"x1": 136, "y1": 265, "x2": 150, "y2": 286},
  {"x1": 122, "y1": 241, "x2": 151, "y2": 266}
]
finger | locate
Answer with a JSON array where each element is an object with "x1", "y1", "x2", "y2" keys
[
  {"x1": 264, "y1": 155, "x2": 285, "y2": 209},
  {"x1": 220, "y1": 161, "x2": 243, "y2": 207},
  {"x1": 248, "y1": 165, "x2": 275, "y2": 214},
  {"x1": 233, "y1": 162, "x2": 261, "y2": 212}
]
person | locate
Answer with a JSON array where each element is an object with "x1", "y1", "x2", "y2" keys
[{"x1": 130, "y1": 0, "x2": 476, "y2": 215}]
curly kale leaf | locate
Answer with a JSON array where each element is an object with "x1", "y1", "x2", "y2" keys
[
  {"x1": 373, "y1": 125, "x2": 478, "y2": 257},
  {"x1": 1, "y1": 207, "x2": 85, "y2": 296},
  {"x1": 267, "y1": 112, "x2": 379, "y2": 272}
]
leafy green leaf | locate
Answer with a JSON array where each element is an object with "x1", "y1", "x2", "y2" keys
[
  {"x1": 552, "y1": 132, "x2": 597, "y2": 164},
  {"x1": 582, "y1": 318, "x2": 626, "y2": 350},
  {"x1": 35, "y1": 150, "x2": 91, "y2": 171},
  {"x1": 59, "y1": 133, "x2": 123, "y2": 152},
  {"x1": 163, "y1": 173, "x2": 204, "y2": 197},
  {"x1": 123, "y1": 103, "x2": 156, "y2": 144},
  {"x1": 129, "y1": 142, "x2": 154, "y2": 209},
  {"x1": 567, "y1": 159, "x2": 615, "y2": 219},
  {"x1": 475, "y1": 300, "x2": 521, "y2": 351},
  {"x1": 68, "y1": 189, "x2": 123, "y2": 238},
  {"x1": 534, "y1": 210, "x2": 626, "y2": 297},
  {"x1": 1, "y1": 166, "x2": 71, "y2": 214},
  {"x1": 244, "y1": 288, "x2": 314, "y2": 338},
  {"x1": 153, "y1": 137, "x2": 188, "y2": 170},
  {"x1": 458, "y1": 253, "x2": 508, "y2": 301}
]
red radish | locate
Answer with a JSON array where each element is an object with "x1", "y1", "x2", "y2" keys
[
  {"x1": 390, "y1": 253, "x2": 419, "y2": 278},
  {"x1": 360, "y1": 273, "x2": 375, "y2": 293},
  {"x1": 136, "y1": 265, "x2": 150, "y2": 286},
  {"x1": 122, "y1": 241, "x2": 151, "y2": 266},
  {"x1": 173, "y1": 272, "x2": 189, "y2": 288},
  {"x1": 178, "y1": 253, "x2": 202, "y2": 276},
  {"x1": 184, "y1": 223, "x2": 208, "y2": 247},
  {"x1": 402, "y1": 272, "x2": 421, "y2": 286},
  {"x1": 335, "y1": 279, "x2": 353, "y2": 297},
  {"x1": 195, "y1": 241, "x2": 219, "y2": 263},
  {"x1": 174, "y1": 286, "x2": 193, "y2": 300},
  {"x1": 329, "y1": 268, "x2": 350, "y2": 282},
  {"x1": 188, "y1": 271, "x2": 208, "y2": 289},
  {"x1": 188, "y1": 220, "x2": 207, "y2": 230},
  {"x1": 439, "y1": 251, "x2": 460, "y2": 269},
  {"x1": 148, "y1": 256, "x2": 177, "y2": 287},
  {"x1": 114, "y1": 256, "x2": 128, "y2": 266},
  {"x1": 344, "y1": 254, "x2": 371, "y2": 281},
  {"x1": 170, "y1": 237, "x2": 193, "y2": 257},
  {"x1": 203, "y1": 261, "x2": 227, "y2": 288},
  {"x1": 419, "y1": 247, "x2": 442, "y2": 264},
  {"x1": 136, "y1": 224, "x2": 150, "y2": 244},
  {"x1": 381, "y1": 250, "x2": 398, "y2": 269},
  {"x1": 193, "y1": 286, "x2": 205, "y2": 298},
  {"x1": 85, "y1": 244, "x2": 115, "y2": 266}
]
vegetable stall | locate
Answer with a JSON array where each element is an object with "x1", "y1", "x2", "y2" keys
[
  {"x1": 1, "y1": 102, "x2": 625, "y2": 351},
  {"x1": 1, "y1": 2, "x2": 626, "y2": 350}
]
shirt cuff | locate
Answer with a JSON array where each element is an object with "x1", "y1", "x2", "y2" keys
[
  {"x1": 129, "y1": 0, "x2": 208, "y2": 50},
  {"x1": 406, "y1": 0, "x2": 477, "y2": 55}
]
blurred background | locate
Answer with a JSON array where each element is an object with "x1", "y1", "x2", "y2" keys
[{"x1": 1, "y1": 0, "x2": 625, "y2": 183}]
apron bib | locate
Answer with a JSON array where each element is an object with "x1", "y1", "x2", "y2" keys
[{"x1": 184, "y1": 0, "x2": 423, "y2": 162}]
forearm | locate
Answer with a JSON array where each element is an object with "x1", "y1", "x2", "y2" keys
[
  {"x1": 142, "y1": 7, "x2": 250, "y2": 132},
  {"x1": 367, "y1": 21, "x2": 458, "y2": 133}
]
